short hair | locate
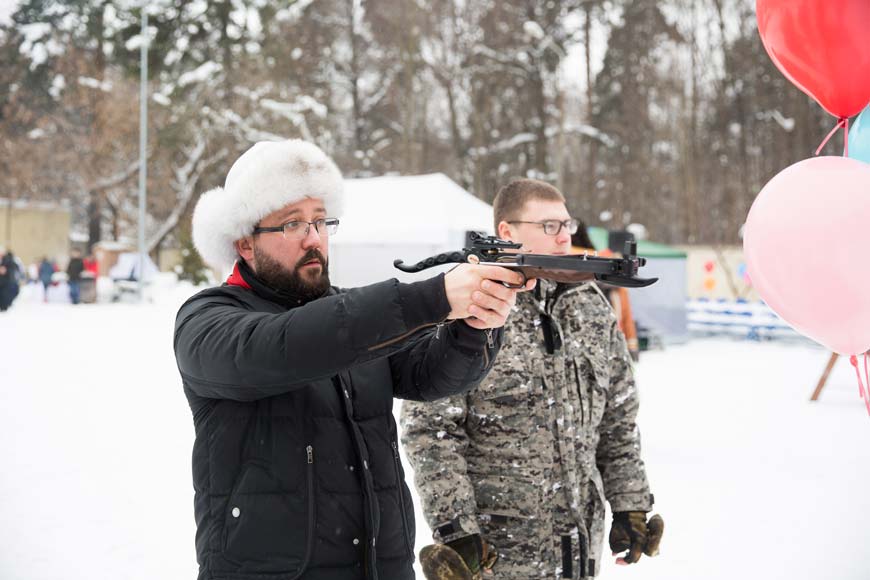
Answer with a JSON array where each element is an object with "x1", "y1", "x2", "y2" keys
[{"x1": 492, "y1": 178, "x2": 566, "y2": 231}]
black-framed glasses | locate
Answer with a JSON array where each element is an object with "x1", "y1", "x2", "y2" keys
[
  {"x1": 253, "y1": 218, "x2": 339, "y2": 239},
  {"x1": 507, "y1": 218, "x2": 579, "y2": 236}
]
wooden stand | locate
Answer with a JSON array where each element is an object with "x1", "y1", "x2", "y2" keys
[{"x1": 810, "y1": 352, "x2": 839, "y2": 401}]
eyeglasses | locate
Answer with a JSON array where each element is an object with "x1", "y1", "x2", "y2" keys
[
  {"x1": 252, "y1": 218, "x2": 339, "y2": 239},
  {"x1": 508, "y1": 218, "x2": 579, "y2": 236}
]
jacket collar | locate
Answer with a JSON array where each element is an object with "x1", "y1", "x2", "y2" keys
[{"x1": 225, "y1": 259, "x2": 333, "y2": 308}]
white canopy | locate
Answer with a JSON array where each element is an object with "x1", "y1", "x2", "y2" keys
[
  {"x1": 109, "y1": 252, "x2": 160, "y2": 282},
  {"x1": 330, "y1": 174, "x2": 494, "y2": 287}
]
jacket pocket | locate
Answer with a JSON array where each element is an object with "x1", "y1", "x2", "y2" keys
[
  {"x1": 221, "y1": 446, "x2": 316, "y2": 577},
  {"x1": 468, "y1": 381, "x2": 534, "y2": 436},
  {"x1": 471, "y1": 473, "x2": 541, "y2": 520},
  {"x1": 391, "y1": 441, "x2": 415, "y2": 558},
  {"x1": 575, "y1": 353, "x2": 610, "y2": 426},
  {"x1": 472, "y1": 475, "x2": 545, "y2": 578}
]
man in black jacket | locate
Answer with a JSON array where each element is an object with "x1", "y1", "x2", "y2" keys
[
  {"x1": 174, "y1": 139, "x2": 532, "y2": 580},
  {"x1": 66, "y1": 249, "x2": 85, "y2": 305}
]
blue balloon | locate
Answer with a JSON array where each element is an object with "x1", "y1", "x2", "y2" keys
[{"x1": 848, "y1": 104, "x2": 870, "y2": 164}]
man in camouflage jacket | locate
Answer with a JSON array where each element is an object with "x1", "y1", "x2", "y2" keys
[{"x1": 401, "y1": 179, "x2": 662, "y2": 579}]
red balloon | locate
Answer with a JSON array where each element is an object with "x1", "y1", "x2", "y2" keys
[{"x1": 757, "y1": 0, "x2": 870, "y2": 118}]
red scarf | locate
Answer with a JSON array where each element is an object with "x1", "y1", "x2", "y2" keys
[{"x1": 225, "y1": 262, "x2": 251, "y2": 290}]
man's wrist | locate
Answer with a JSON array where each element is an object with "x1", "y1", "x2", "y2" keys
[{"x1": 397, "y1": 273, "x2": 451, "y2": 328}]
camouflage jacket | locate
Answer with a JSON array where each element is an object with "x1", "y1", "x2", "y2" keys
[{"x1": 401, "y1": 281, "x2": 653, "y2": 579}]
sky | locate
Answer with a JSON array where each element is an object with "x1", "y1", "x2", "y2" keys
[{"x1": 0, "y1": 0, "x2": 16, "y2": 25}]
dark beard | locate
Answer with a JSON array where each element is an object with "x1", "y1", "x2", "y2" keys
[{"x1": 253, "y1": 246, "x2": 331, "y2": 302}]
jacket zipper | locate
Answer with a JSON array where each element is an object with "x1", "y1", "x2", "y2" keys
[
  {"x1": 485, "y1": 329, "x2": 495, "y2": 367},
  {"x1": 287, "y1": 445, "x2": 316, "y2": 580},
  {"x1": 391, "y1": 441, "x2": 414, "y2": 557},
  {"x1": 367, "y1": 321, "x2": 443, "y2": 351},
  {"x1": 573, "y1": 361, "x2": 586, "y2": 427},
  {"x1": 222, "y1": 450, "x2": 316, "y2": 580}
]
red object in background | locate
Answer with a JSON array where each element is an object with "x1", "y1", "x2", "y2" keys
[
  {"x1": 703, "y1": 261, "x2": 714, "y2": 273},
  {"x1": 757, "y1": 0, "x2": 870, "y2": 119},
  {"x1": 83, "y1": 257, "x2": 99, "y2": 276}
]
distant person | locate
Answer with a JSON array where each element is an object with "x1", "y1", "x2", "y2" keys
[
  {"x1": 38, "y1": 257, "x2": 56, "y2": 302},
  {"x1": 0, "y1": 249, "x2": 21, "y2": 311},
  {"x1": 67, "y1": 250, "x2": 85, "y2": 305},
  {"x1": 83, "y1": 254, "x2": 99, "y2": 277}
]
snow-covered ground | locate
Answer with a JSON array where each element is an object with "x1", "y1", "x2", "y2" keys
[{"x1": 2, "y1": 281, "x2": 869, "y2": 580}]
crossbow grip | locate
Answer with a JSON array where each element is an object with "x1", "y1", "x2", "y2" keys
[{"x1": 393, "y1": 251, "x2": 467, "y2": 273}]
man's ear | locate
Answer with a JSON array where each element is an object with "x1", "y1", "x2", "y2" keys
[
  {"x1": 497, "y1": 220, "x2": 513, "y2": 241},
  {"x1": 235, "y1": 236, "x2": 255, "y2": 263}
]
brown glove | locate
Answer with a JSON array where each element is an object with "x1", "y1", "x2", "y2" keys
[
  {"x1": 419, "y1": 534, "x2": 498, "y2": 580},
  {"x1": 609, "y1": 511, "x2": 664, "y2": 564}
]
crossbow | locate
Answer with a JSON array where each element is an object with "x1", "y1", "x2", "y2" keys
[{"x1": 394, "y1": 232, "x2": 658, "y2": 288}]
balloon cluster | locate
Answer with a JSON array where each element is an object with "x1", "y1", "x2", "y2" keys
[{"x1": 744, "y1": 1, "x2": 870, "y2": 361}]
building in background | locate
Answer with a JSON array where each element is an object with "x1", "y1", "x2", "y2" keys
[{"x1": 0, "y1": 198, "x2": 71, "y2": 267}]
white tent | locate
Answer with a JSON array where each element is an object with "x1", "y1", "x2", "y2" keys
[
  {"x1": 108, "y1": 252, "x2": 160, "y2": 282},
  {"x1": 330, "y1": 174, "x2": 494, "y2": 287}
]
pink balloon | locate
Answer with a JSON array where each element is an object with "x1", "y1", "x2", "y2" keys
[{"x1": 744, "y1": 156, "x2": 870, "y2": 355}]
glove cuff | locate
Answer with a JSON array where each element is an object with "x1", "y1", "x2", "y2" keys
[{"x1": 445, "y1": 534, "x2": 483, "y2": 574}]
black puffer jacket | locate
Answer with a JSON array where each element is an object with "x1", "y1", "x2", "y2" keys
[{"x1": 174, "y1": 263, "x2": 501, "y2": 580}]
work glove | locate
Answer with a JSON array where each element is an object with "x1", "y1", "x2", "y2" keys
[
  {"x1": 609, "y1": 511, "x2": 664, "y2": 565},
  {"x1": 420, "y1": 534, "x2": 498, "y2": 580}
]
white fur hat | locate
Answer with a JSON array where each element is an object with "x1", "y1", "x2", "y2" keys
[{"x1": 192, "y1": 139, "x2": 344, "y2": 272}]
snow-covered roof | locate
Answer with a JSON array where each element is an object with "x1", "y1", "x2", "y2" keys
[
  {"x1": 334, "y1": 173, "x2": 493, "y2": 245},
  {"x1": 0, "y1": 198, "x2": 70, "y2": 212}
]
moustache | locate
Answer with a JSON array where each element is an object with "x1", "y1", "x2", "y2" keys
[{"x1": 296, "y1": 250, "x2": 326, "y2": 270}]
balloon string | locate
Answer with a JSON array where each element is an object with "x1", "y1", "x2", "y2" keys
[
  {"x1": 815, "y1": 117, "x2": 848, "y2": 156},
  {"x1": 848, "y1": 355, "x2": 870, "y2": 417},
  {"x1": 864, "y1": 352, "x2": 869, "y2": 395},
  {"x1": 844, "y1": 117, "x2": 849, "y2": 157}
]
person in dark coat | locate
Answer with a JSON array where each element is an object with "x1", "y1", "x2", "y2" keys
[
  {"x1": 67, "y1": 250, "x2": 85, "y2": 305},
  {"x1": 38, "y1": 257, "x2": 55, "y2": 302},
  {"x1": 0, "y1": 249, "x2": 20, "y2": 311},
  {"x1": 174, "y1": 139, "x2": 534, "y2": 580}
]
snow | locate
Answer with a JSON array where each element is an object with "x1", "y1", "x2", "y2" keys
[
  {"x1": 176, "y1": 61, "x2": 222, "y2": 89},
  {"x1": 18, "y1": 22, "x2": 63, "y2": 68},
  {"x1": 152, "y1": 92, "x2": 171, "y2": 106},
  {"x1": 626, "y1": 223, "x2": 648, "y2": 240},
  {"x1": 757, "y1": 110, "x2": 796, "y2": 132},
  {"x1": 1, "y1": 282, "x2": 869, "y2": 580},
  {"x1": 49, "y1": 74, "x2": 65, "y2": 99},
  {"x1": 77, "y1": 76, "x2": 113, "y2": 93},
  {"x1": 523, "y1": 21, "x2": 546, "y2": 42},
  {"x1": 260, "y1": 96, "x2": 328, "y2": 133},
  {"x1": 275, "y1": 0, "x2": 317, "y2": 23}
]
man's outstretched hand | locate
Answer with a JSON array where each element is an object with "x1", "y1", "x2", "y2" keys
[{"x1": 444, "y1": 264, "x2": 535, "y2": 330}]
